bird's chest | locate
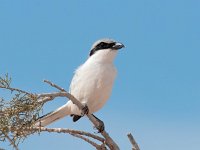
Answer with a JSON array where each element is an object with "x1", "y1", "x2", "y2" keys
[
  {"x1": 70, "y1": 63, "x2": 116, "y2": 113},
  {"x1": 82, "y1": 64, "x2": 116, "y2": 98}
]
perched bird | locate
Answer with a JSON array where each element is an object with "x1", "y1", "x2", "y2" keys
[{"x1": 34, "y1": 38, "x2": 124, "y2": 130}]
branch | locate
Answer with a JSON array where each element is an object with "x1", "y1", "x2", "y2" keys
[
  {"x1": 30, "y1": 127, "x2": 104, "y2": 143},
  {"x1": 29, "y1": 127, "x2": 104, "y2": 149},
  {"x1": 1, "y1": 76, "x2": 141, "y2": 150},
  {"x1": 0, "y1": 74, "x2": 30, "y2": 95},
  {"x1": 0, "y1": 86, "x2": 31, "y2": 95},
  {"x1": 38, "y1": 127, "x2": 108, "y2": 150},
  {"x1": 43, "y1": 80, "x2": 120, "y2": 150},
  {"x1": 43, "y1": 80, "x2": 65, "y2": 92},
  {"x1": 127, "y1": 133, "x2": 140, "y2": 150},
  {"x1": 70, "y1": 133, "x2": 104, "y2": 150}
]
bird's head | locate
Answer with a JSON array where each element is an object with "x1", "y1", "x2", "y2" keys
[{"x1": 89, "y1": 38, "x2": 125, "y2": 63}]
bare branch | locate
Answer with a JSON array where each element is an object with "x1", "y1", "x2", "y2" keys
[
  {"x1": 29, "y1": 127, "x2": 105, "y2": 150},
  {"x1": 43, "y1": 80, "x2": 65, "y2": 92},
  {"x1": 127, "y1": 133, "x2": 140, "y2": 150},
  {"x1": 70, "y1": 133, "x2": 102, "y2": 150},
  {"x1": 37, "y1": 92, "x2": 68, "y2": 99},
  {"x1": 43, "y1": 80, "x2": 120, "y2": 150},
  {"x1": 30, "y1": 127, "x2": 104, "y2": 142}
]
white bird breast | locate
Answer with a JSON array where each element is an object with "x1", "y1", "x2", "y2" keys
[{"x1": 68, "y1": 60, "x2": 117, "y2": 115}]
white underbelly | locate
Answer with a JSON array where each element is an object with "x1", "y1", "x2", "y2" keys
[{"x1": 69, "y1": 63, "x2": 116, "y2": 115}]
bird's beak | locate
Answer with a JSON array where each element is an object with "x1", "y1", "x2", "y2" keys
[{"x1": 112, "y1": 42, "x2": 125, "y2": 50}]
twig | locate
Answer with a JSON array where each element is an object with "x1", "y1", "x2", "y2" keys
[
  {"x1": 127, "y1": 133, "x2": 140, "y2": 150},
  {"x1": 43, "y1": 80, "x2": 65, "y2": 92},
  {"x1": 4, "y1": 134, "x2": 19, "y2": 150},
  {"x1": 37, "y1": 96, "x2": 53, "y2": 103},
  {"x1": 0, "y1": 86, "x2": 30, "y2": 95},
  {"x1": 70, "y1": 133, "x2": 102, "y2": 150},
  {"x1": 42, "y1": 81, "x2": 85, "y2": 110},
  {"x1": 30, "y1": 127, "x2": 105, "y2": 150},
  {"x1": 30, "y1": 127, "x2": 104, "y2": 142},
  {"x1": 37, "y1": 92, "x2": 68, "y2": 99}
]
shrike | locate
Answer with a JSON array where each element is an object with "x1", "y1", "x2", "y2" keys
[{"x1": 35, "y1": 38, "x2": 124, "y2": 131}]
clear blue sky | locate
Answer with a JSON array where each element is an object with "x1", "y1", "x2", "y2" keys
[{"x1": 0, "y1": 0, "x2": 200, "y2": 150}]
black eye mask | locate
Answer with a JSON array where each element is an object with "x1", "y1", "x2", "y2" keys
[{"x1": 89, "y1": 42, "x2": 116, "y2": 56}]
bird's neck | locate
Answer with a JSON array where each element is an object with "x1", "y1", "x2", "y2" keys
[{"x1": 88, "y1": 50, "x2": 117, "y2": 64}]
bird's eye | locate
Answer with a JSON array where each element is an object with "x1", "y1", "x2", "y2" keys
[{"x1": 98, "y1": 42, "x2": 107, "y2": 49}]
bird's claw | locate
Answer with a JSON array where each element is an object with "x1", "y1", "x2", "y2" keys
[
  {"x1": 95, "y1": 119, "x2": 105, "y2": 133},
  {"x1": 81, "y1": 104, "x2": 89, "y2": 116}
]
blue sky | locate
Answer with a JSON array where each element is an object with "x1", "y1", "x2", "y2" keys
[{"x1": 0, "y1": 0, "x2": 200, "y2": 149}]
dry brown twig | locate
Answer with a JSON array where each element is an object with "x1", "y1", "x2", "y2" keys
[
  {"x1": 0, "y1": 75, "x2": 140, "y2": 150},
  {"x1": 29, "y1": 127, "x2": 105, "y2": 150},
  {"x1": 127, "y1": 133, "x2": 140, "y2": 150}
]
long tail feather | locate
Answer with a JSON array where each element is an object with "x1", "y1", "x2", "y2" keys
[{"x1": 34, "y1": 103, "x2": 71, "y2": 127}]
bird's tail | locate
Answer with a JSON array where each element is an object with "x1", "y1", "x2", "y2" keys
[{"x1": 34, "y1": 103, "x2": 71, "y2": 127}]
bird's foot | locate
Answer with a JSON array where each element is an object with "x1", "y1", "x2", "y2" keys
[
  {"x1": 92, "y1": 114, "x2": 105, "y2": 133},
  {"x1": 81, "y1": 104, "x2": 89, "y2": 116},
  {"x1": 96, "y1": 119, "x2": 105, "y2": 133}
]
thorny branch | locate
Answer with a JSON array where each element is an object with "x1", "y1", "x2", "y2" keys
[{"x1": 0, "y1": 74, "x2": 140, "y2": 150}]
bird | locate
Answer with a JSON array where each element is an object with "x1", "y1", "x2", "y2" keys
[{"x1": 34, "y1": 38, "x2": 124, "y2": 131}]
